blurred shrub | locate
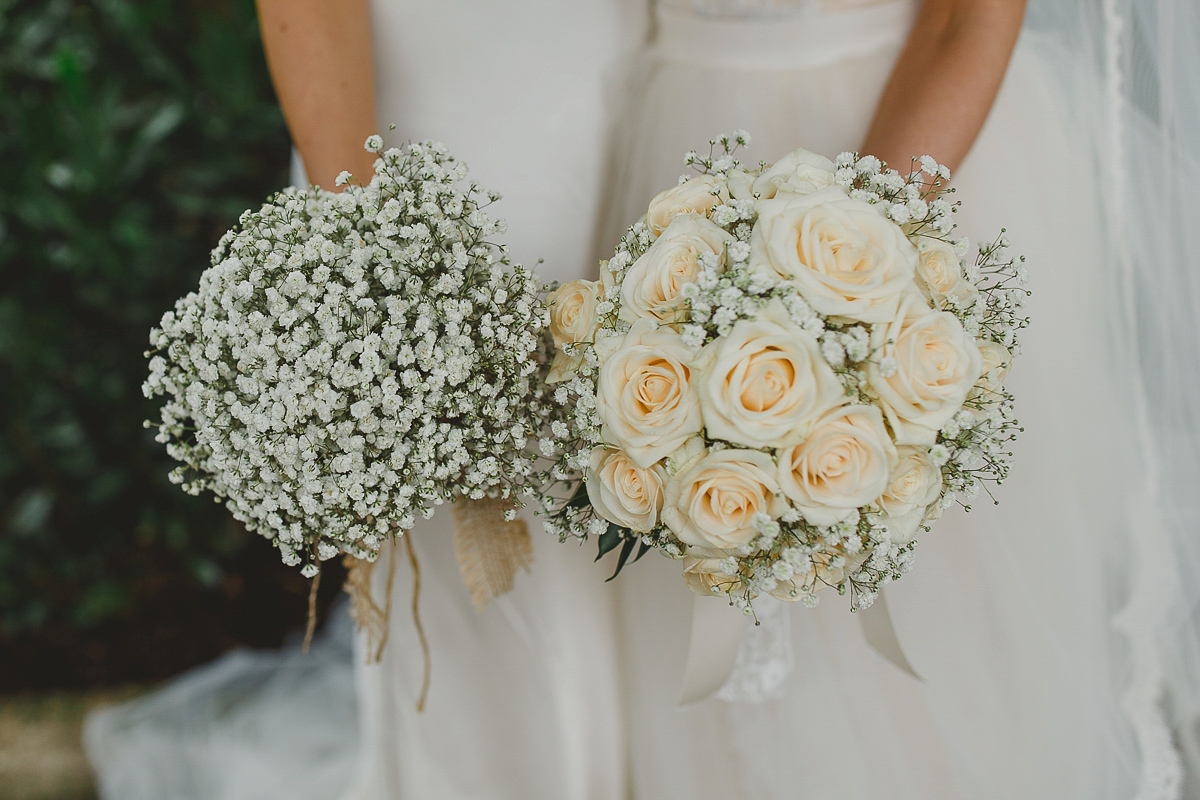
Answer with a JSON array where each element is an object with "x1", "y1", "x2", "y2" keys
[{"x1": 0, "y1": 0, "x2": 292, "y2": 642}]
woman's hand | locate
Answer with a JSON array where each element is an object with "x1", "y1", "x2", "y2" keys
[
  {"x1": 256, "y1": 0, "x2": 380, "y2": 189},
  {"x1": 860, "y1": 0, "x2": 1027, "y2": 175}
]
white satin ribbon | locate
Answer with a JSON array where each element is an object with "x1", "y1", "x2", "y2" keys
[
  {"x1": 679, "y1": 591, "x2": 920, "y2": 706},
  {"x1": 679, "y1": 596, "x2": 746, "y2": 706},
  {"x1": 858, "y1": 592, "x2": 923, "y2": 682}
]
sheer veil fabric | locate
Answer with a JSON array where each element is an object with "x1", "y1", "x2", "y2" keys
[{"x1": 82, "y1": 1, "x2": 1200, "y2": 798}]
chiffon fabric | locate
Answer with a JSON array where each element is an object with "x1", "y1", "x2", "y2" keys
[
  {"x1": 603, "y1": 1, "x2": 1176, "y2": 798},
  {"x1": 328, "y1": 1, "x2": 645, "y2": 797}
]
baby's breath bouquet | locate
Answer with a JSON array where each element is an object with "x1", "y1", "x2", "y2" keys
[
  {"x1": 145, "y1": 137, "x2": 559, "y2": 581},
  {"x1": 545, "y1": 132, "x2": 1027, "y2": 612}
]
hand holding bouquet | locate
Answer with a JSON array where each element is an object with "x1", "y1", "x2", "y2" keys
[{"x1": 545, "y1": 133, "x2": 1027, "y2": 612}]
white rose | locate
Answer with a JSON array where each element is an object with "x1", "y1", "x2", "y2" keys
[
  {"x1": 696, "y1": 298, "x2": 845, "y2": 449},
  {"x1": 753, "y1": 148, "x2": 836, "y2": 199},
  {"x1": 867, "y1": 294, "x2": 984, "y2": 445},
  {"x1": 915, "y1": 238, "x2": 979, "y2": 310},
  {"x1": 664, "y1": 436, "x2": 707, "y2": 477},
  {"x1": 546, "y1": 350, "x2": 580, "y2": 384},
  {"x1": 750, "y1": 187, "x2": 918, "y2": 323},
  {"x1": 970, "y1": 339, "x2": 1012, "y2": 407},
  {"x1": 586, "y1": 447, "x2": 667, "y2": 532},
  {"x1": 727, "y1": 168, "x2": 756, "y2": 201},
  {"x1": 547, "y1": 279, "x2": 599, "y2": 347},
  {"x1": 646, "y1": 174, "x2": 729, "y2": 236},
  {"x1": 596, "y1": 319, "x2": 703, "y2": 467},
  {"x1": 662, "y1": 448, "x2": 788, "y2": 549},
  {"x1": 620, "y1": 214, "x2": 733, "y2": 324},
  {"x1": 877, "y1": 445, "x2": 943, "y2": 521},
  {"x1": 777, "y1": 405, "x2": 897, "y2": 527},
  {"x1": 769, "y1": 550, "x2": 868, "y2": 601},
  {"x1": 879, "y1": 507, "x2": 926, "y2": 546},
  {"x1": 682, "y1": 555, "x2": 744, "y2": 596}
]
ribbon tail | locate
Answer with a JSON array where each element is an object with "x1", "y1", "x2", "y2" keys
[
  {"x1": 679, "y1": 595, "x2": 746, "y2": 706},
  {"x1": 453, "y1": 497, "x2": 533, "y2": 612},
  {"x1": 859, "y1": 591, "x2": 923, "y2": 682}
]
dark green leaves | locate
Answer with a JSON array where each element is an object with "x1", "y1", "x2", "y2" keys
[
  {"x1": 0, "y1": 0, "x2": 288, "y2": 637},
  {"x1": 596, "y1": 522, "x2": 653, "y2": 582}
]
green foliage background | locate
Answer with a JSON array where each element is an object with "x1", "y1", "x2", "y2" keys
[{"x1": 0, "y1": 0, "x2": 292, "y2": 645}]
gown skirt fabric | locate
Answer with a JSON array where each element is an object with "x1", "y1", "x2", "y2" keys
[
  {"x1": 603, "y1": 1, "x2": 1161, "y2": 798},
  {"x1": 85, "y1": 1, "x2": 1170, "y2": 799},
  {"x1": 336, "y1": 1, "x2": 640, "y2": 798}
]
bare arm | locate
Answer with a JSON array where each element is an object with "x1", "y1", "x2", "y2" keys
[
  {"x1": 860, "y1": 0, "x2": 1026, "y2": 175},
  {"x1": 256, "y1": 0, "x2": 380, "y2": 189}
]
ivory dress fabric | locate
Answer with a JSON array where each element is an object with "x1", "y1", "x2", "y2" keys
[
  {"x1": 604, "y1": 0, "x2": 1173, "y2": 798},
  {"x1": 335, "y1": 1, "x2": 644, "y2": 798}
]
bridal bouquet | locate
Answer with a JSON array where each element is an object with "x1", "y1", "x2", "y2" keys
[
  {"x1": 545, "y1": 133, "x2": 1027, "y2": 610},
  {"x1": 144, "y1": 137, "x2": 560, "y2": 578}
]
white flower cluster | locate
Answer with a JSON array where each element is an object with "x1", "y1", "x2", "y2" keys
[
  {"x1": 544, "y1": 133, "x2": 1027, "y2": 610},
  {"x1": 145, "y1": 138, "x2": 559, "y2": 574}
]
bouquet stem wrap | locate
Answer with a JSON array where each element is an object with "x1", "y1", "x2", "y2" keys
[
  {"x1": 452, "y1": 497, "x2": 534, "y2": 612},
  {"x1": 681, "y1": 592, "x2": 920, "y2": 705},
  {"x1": 340, "y1": 498, "x2": 531, "y2": 711}
]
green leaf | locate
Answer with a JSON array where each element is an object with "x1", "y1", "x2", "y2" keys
[
  {"x1": 594, "y1": 524, "x2": 622, "y2": 561},
  {"x1": 605, "y1": 536, "x2": 639, "y2": 582},
  {"x1": 565, "y1": 481, "x2": 589, "y2": 508},
  {"x1": 631, "y1": 540, "x2": 653, "y2": 564}
]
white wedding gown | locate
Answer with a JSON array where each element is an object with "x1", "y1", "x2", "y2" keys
[
  {"x1": 604, "y1": 1, "x2": 1181, "y2": 798},
  {"x1": 86, "y1": 1, "x2": 1196, "y2": 799}
]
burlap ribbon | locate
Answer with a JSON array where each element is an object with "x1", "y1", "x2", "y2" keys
[
  {"x1": 341, "y1": 497, "x2": 533, "y2": 711},
  {"x1": 451, "y1": 496, "x2": 534, "y2": 612},
  {"x1": 679, "y1": 591, "x2": 921, "y2": 706}
]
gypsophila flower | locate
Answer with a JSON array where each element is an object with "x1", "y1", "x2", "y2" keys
[{"x1": 146, "y1": 139, "x2": 566, "y2": 575}]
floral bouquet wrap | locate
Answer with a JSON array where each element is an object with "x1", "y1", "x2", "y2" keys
[
  {"x1": 545, "y1": 133, "x2": 1027, "y2": 612},
  {"x1": 145, "y1": 137, "x2": 560, "y2": 607}
]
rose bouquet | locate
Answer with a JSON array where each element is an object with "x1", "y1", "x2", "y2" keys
[
  {"x1": 544, "y1": 132, "x2": 1027, "y2": 611},
  {"x1": 144, "y1": 137, "x2": 560, "y2": 580}
]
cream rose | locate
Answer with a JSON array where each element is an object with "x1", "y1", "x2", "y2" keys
[
  {"x1": 777, "y1": 405, "x2": 898, "y2": 527},
  {"x1": 664, "y1": 436, "x2": 707, "y2": 477},
  {"x1": 620, "y1": 214, "x2": 733, "y2": 324},
  {"x1": 695, "y1": 299, "x2": 845, "y2": 449},
  {"x1": 586, "y1": 447, "x2": 667, "y2": 532},
  {"x1": 596, "y1": 319, "x2": 703, "y2": 467},
  {"x1": 727, "y1": 167, "x2": 756, "y2": 201},
  {"x1": 547, "y1": 279, "x2": 599, "y2": 347},
  {"x1": 750, "y1": 187, "x2": 918, "y2": 323},
  {"x1": 546, "y1": 350, "x2": 579, "y2": 384},
  {"x1": 877, "y1": 445, "x2": 942, "y2": 521},
  {"x1": 970, "y1": 339, "x2": 1013, "y2": 407},
  {"x1": 867, "y1": 294, "x2": 984, "y2": 445},
  {"x1": 645, "y1": 174, "x2": 729, "y2": 236},
  {"x1": 662, "y1": 448, "x2": 788, "y2": 549},
  {"x1": 753, "y1": 148, "x2": 836, "y2": 199},
  {"x1": 915, "y1": 238, "x2": 979, "y2": 310},
  {"x1": 880, "y1": 508, "x2": 926, "y2": 546},
  {"x1": 682, "y1": 555, "x2": 744, "y2": 596}
]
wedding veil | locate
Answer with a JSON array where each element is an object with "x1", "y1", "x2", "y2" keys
[{"x1": 1025, "y1": 1, "x2": 1200, "y2": 795}]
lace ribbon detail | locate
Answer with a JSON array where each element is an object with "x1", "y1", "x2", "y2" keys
[{"x1": 716, "y1": 597, "x2": 795, "y2": 704}]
